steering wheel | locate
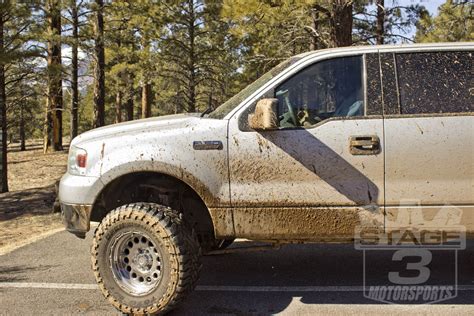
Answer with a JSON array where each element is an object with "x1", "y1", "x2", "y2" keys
[{"x1": 275, "y1": 89, "x2": 298, "y2": 126}]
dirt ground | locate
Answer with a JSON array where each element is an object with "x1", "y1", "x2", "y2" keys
[{"x1": 0, "y1": 141, "x2": 68, "y2": 254}]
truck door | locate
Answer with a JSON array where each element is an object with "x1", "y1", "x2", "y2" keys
[
  {"x1": 227, "y1": 53, "x2": 386, "y2": 240},
  {"x1": 381, "y1": 50, "x2": 474, "y2": 232}
]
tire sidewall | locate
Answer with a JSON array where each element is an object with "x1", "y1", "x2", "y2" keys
[{"x1": 96, "y1": 214, "x2": 177, "y2": 311}]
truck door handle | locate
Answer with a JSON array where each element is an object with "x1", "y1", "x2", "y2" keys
[{"x1": 349, "y1": 135, "x2": 381, "y2": 155}]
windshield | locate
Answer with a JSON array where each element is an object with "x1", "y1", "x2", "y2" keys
[{"x1": 208, "y1": 57, "x2": 302, "y2": 119}]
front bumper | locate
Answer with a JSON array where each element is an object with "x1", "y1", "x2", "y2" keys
[
  {"x1": 61, "y1": 203, "x2": 93, "y2": 239},
  {"x1": 59, "y1": 173, "x2": 102, "y2": 238},
  {"x1": 59, "y1": 173, "x2": 102, "y2": 205}
]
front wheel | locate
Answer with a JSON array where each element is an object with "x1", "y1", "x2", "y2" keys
[{"x1": 91, "y1": 203, "x2": 201, "y2": 315}]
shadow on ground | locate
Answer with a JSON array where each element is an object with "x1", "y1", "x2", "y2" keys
[
  {"x1": 0, "y1": 264, "x2": 58, "y2": 284},
  {"x1": 0, "y1": 185, "x2": 57, "y2": 221},
  {"x1": 171, "y1": 241, "x2": 474, "y2": 315}
]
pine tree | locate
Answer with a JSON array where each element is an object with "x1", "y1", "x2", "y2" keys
[
  {"x1": 199, "y1": 0, "x2": 240, "y2": 110},
  {"x1": 70, "y1": 0, "x2": 80, "y2": 137},
  {"x1": 416, "y1": 0, "x2": 473, "y2": 42},
  {"x1": 0, "y1": 1, "x2": 39, "y2": 192},
  {"x1": 319, "y1": 0, "x2": 354, "y2": 47},
  {"x1": 43, "y1": 0, "x2": 64, "y2": 152},
  {"x1": 6, "y1": 60, "x2": 39, "y2": 151},
  {"x1": 105, "y1": 0, "x2": 150, "y2": 122},
  {"x1": 376, "y1": 0, "x2": 385, "y2": 44},
  {"x1": 159, "y1": 0, "x2": 234, "y2": 113},
  {"x1": 353, "y1": 0, "x2": 425, "y2": 44},
  {"x1": 0, "y1": 6, "x2": 6, "y2": 192},
  {"x1": 104, "y1": 0, "x2": 130, "y2": 123},
  {"x1": 63, "y1": 0, "x2": 88, "y2": 139},
  {"x1": 93, "y1": 0, "x2": 105, "y2": 127}
]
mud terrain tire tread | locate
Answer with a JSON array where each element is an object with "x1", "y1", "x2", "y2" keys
[{"x1": 91, "y1": 203, "x2": 201, "y2": 315}]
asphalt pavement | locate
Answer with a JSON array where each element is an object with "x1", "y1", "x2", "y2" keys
[{"x1": 1, "y1": 229, "x2": 474, "y2": 315}]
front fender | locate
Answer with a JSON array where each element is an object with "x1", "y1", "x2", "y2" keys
[
  {"x1": 94, "y1": 119, "x2": 230, "y2": 208},
  {"x1": 99, "y1": 160, "x2": 224, "y2": 207}
]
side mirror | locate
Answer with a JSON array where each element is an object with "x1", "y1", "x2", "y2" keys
[{"x1": 248, "y1": 98, "x2": 279, "y2": 130}]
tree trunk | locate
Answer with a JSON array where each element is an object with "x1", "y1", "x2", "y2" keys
[
  {"x1": 20, "y1": 105, "x2": 25, "y2": 151},
  {"x1": 125, "y1": 72, "x2": 134, "y2": 121},
  {"x1": 135, "y1": 94, "x2": 141, "y2": 119},
  {"x1": 140, "y1": 35, "x2": 152, "y2": 118},
  {"x1": 93, "y1": 0, "x2": 105, "y2": 128},
  {"x1": 43, "y1": 94, "x2": 50, "y2": 153},
  {"x1": 115, "y1": 91, "x2": 122, "y2": 123},
  {"x1": 376, "y1": 0, "x2": 385, "y2": 44},
  {"x1": 309, "y1": 8, "x2": 320, "y2": 51},
  {"x1": 0, "y1": 13, "x2": 8, "y2": 192},
  {"x1": 330, "y1": 0, "x2": 353, "y2": 47},
  {"x1": 141, "y1": 83, "x2": 152, "y2": 118},
  {"x1": 45, "y1": 0, "x2": 63, "y2": 152},
  {"x1": 70, "y1": 0, "x2": 79, "y2": 139},
  {"x1": 114, "y1": 36, "x2": 123, "y2": 124},
  {"x1": 187, "y1": 0, "x2": 196, "y2": 113}
]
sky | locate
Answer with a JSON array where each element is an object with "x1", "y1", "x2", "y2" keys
[
  {"x1": 415, "y1": 0, "x2": 448, "y2": 12},
  {"x1": 389, "y1": 0, "x2": 447, "y2": 39},
  {"x1": 383, "y1": 0, "x2": 446, "y2": 13}
]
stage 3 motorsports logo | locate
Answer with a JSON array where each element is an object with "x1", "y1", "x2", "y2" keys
[{"x1": 355, "y1": 203, "x2": 466, "y2": 304}]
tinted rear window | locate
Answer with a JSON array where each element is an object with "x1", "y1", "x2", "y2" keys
[{"x1": 395, "y1": 51, "x2": 473, "y2": 114}]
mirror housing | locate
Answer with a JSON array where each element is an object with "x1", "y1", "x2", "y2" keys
[{"x1": 248, "y1": 98, "x2": 279, "y2": 130}]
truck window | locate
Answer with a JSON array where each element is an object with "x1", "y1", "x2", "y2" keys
[
  {"x1": 275, "y1": 56, "x2": 365, "y2": 128},
  {"x1": 395, "y1": 51, "x2": 473, "y2": 114},
  {"x1": 209, "y1": 56, "x2": 303, "y2": 119},
  {"x1": 365, "y1": 53, "x2": 383, "y2": 115}
]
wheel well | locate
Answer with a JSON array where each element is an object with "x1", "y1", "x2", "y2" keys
[{"x1": 91, "y1": 172, "x2": 216, "y2": 247}]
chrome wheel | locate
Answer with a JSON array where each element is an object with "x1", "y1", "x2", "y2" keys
[{"x1": 109, "y1": 231, "x2": 162, "y2": 296}]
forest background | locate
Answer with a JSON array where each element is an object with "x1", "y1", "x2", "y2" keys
[{"x1": 0, "y1": 0, "x2": 472, "y2": 192}]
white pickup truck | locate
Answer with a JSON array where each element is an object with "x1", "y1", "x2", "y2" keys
[{"x1": 59, "y1": 43, "x2": 473, "y2": 314}]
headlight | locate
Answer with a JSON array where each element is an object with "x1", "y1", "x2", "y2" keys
[{"x1": 68, "y1": 146, "x2": 88, "y2": 176}]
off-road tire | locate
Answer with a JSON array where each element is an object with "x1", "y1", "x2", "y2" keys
[{"x1": 91, "y1": 203, "x2": 201, "y2": 315}]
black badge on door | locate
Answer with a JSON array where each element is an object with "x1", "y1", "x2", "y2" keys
[{"x1": 193, "y1": 141, "x2": 223, "y2": 150}]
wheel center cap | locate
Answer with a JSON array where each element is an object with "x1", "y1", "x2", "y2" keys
[{"x1": 135, "y1": 253, "x2": 153, "y2": 271}]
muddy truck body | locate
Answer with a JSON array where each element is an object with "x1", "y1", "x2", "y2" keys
[{"x1": 59, "y1": 43, "x2": 474, "y2": 314}]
